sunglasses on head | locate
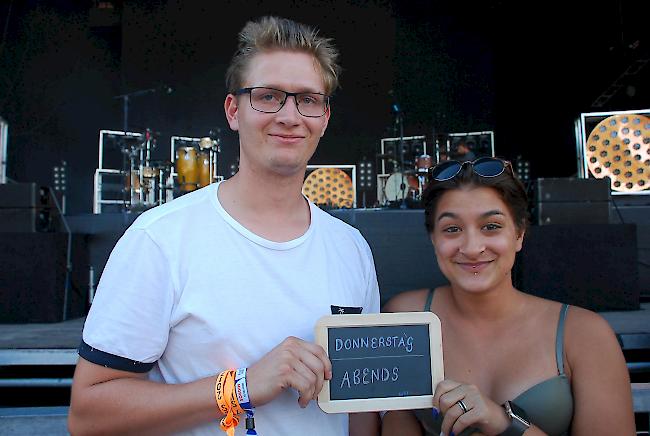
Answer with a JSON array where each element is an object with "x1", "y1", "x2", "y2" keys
[{"x1": 428, "y1": 157, "x2": 514, "y2": 181}]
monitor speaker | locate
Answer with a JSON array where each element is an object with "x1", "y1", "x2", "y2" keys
[{"x1": 0, "y1": 183, "x2": 53, "y2": 208}]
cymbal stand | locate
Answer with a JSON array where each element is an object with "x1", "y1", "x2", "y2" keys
[
  {"x1": 209, "y1": 128, "x2": 222, "y2": 184},
  {"x1": 142, "y1": 128, "x2": 157, "y2": 205},
  {"x1": 130, "y1": 150, "x2": 140, "y2": 207},
  {"x1": 138, "y1": 142, "x2": 145, "y2": 205},
  {"x1": 158, "y1": 168, "x2": 165, "y2": 206}
]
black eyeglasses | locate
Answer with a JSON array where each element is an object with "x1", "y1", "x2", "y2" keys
[
  {"x1": 234, "y1": 87, "x2": 330, "y2": 118},
  {"x1": 428, "y1": 157, "x2": 514, "y2": 181}
]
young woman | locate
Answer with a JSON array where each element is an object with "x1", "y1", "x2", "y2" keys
[{"x1": 382, "y1": 158, "x2": 634, "y2": 436}]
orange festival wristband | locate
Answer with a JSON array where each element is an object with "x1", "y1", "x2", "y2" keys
[{"x1": 214, "y1": 370, "x2": 244, "y2": 436}]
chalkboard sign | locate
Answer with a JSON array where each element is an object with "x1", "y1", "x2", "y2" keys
[{"x1": 315, "y1": 312, "x2": 443, "y2": 413}]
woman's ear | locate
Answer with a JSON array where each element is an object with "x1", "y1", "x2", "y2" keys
[{"x1": 515, "y1": 229, "x2": 525, "y2": 252}]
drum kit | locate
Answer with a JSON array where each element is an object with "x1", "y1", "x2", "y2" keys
[
  {"x1": 382, "y1": 153, "x2": 433, "y2": 207},
  {"x1": 118, "y1": 130, "x2": 221, "y2": 211}
]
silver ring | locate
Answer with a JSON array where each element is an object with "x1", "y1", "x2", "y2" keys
[{"x1": 457, "y1": 399, "x2": 469, "y2": 414}]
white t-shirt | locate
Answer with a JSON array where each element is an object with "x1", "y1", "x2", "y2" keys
[{"x1": 82, "y1": 181, "x2": 380, "y2": 435}]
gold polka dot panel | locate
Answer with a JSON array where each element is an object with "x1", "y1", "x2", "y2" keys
[
  {"x1": 302, "y1": 168, "x2": 354, "y2": 208},
  {"x1": 585, "y1": 114, "x2": 650, "y2": 192}
]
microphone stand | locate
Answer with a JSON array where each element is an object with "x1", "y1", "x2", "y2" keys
[
  {"x1": 113, "y1": 87, "x2": 158, "y2": 132},
  {"x1": 113, "y1": 87, "x2": 159, "y2": 211},
  {"x1": 392, "y1": 104, "x2": 407, "y2": 209}
]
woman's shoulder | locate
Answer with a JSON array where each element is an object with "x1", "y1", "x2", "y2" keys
[
  {"x1": 523, "y1": 295, "x2": 615, "y2": 340},
  {"x1": 382, "y1": 288, "x2": 433, "y2": 313},
  {"x1": 564, "y1": 304, "x2": 618, "y2": 344}
]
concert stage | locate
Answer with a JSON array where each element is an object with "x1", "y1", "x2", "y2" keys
[{"x1": 62, "y1": 201, "x2": 650, "y2": 305}]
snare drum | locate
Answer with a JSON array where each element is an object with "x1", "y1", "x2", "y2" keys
[
  {"x1": 415, "y1": 154, "x2": 433, "y2": 174},
  {"x1": 175, "y1": 146, "x2": 199, "y2": 192},
  {"x1": 384, "y1": 172, "x2": 419, "y2": 203}
]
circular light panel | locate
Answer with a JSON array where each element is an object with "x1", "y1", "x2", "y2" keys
[
  {"x1": 585, "y1": 114, "x2": 650, "y2": 192},
  {"x1": 302, "y1": 168, "x2": 354, "y2": 208}
]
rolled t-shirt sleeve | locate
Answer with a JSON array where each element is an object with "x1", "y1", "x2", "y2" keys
[{"x1": 81, "y1": 227, "x2": 176, "y2": 370}]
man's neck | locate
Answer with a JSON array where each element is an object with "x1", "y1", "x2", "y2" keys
[{"x1": 217, "y1": 167, "x2": 311, "y2": 242}]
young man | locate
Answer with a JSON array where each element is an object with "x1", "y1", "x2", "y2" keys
[{"x1": 68, "y1": 16, "x2": 380, "y2": 435}]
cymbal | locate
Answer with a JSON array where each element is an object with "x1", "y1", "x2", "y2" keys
[
  {"x1": 199, "y1": 137, "x2": 216, "y2": 150},
  {"x1": 585, "y1": 114, "x2": 650, "y2": 192}
]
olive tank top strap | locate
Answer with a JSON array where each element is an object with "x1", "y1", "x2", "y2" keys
[
  {"x1": 555, "y1": 304, "x2": 570, "y2": 376},
  {"x1": 424, "y1": 288, "x2": 435, "y2": 312}
]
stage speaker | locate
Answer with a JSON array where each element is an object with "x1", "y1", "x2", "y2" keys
[
  {"x1": 535, "y1": 202, "x2": 610, "y2": 225},
  {"x1": 0, "y1": 233, "x2": 89, "y2": 323},
  {"x1": 0, "y1": 183, "x2": 57, "y2": 233},
  {"x1": 0, "y1": 208, "x2": 54, "y2": 232},
  {"x1": 532, "y1": 178, "x2": 611, "y2": 225},
  {"x1": 0, "y1": 183, "x2": 53, "y2": 208},
  {"x1": 514, "y1": 224, "x2": 639, "y2": 311}
]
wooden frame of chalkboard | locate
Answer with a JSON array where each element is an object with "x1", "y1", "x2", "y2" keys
[{"x1": 314, "y1": 312, "x2": 444, "y2": 414}]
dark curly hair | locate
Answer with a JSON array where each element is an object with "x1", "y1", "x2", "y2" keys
[{"x1": 422, "y1": 162, "x2": 529, "y2": 235}]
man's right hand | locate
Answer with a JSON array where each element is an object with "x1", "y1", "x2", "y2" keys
[{"x1": 246, "y1": 336, "x2": 332, "y2": 408}]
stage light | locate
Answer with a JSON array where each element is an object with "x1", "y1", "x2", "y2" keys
[
  {"x1": 52, "y1": 161, "x2": 68, "y2": 193},
  {"x1": 584, "y1": 113, "x2": 649, "y2": 194}
]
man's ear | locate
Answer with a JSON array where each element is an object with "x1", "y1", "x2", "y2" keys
[
  {"x1": 320, "y1": 106, "x2": 331, "y2": 137},
  {"x1": 224, "y1": 94, "x2": 239, "y2": 131}
]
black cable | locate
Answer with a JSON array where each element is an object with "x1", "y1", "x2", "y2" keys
[
  {"x1": 48, "y1": 188, "x2": 72, "y2": 322},
  {"x1": 0, "y1": 0, "x2": 13, "y2": 58},
  {"x1": 611, "y1": 195, "x2": 625, "y2": 224}
]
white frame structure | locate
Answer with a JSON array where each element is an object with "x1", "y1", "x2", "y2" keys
[
  {"x1": 170, "y1": 135, "x2": 202, "y2": 180},
  {"x1": 0, "y1": 117, "x2": 8, "y2": 184},
  {"x1": 377, "y1": 135, "x2": 428, "y2": 206},
  {"x1": 378, "y1": 135, "x2": 428, "y2": 175},
  {"x1": 446, "y1": 130, "x2": 496, "y2": 159},
  {"x1": 94, "y1": 130, "x2": 144, "y2": 213}
]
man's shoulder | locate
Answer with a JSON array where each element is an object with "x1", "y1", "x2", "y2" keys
[
  {"x1": 131, "y1": 186, "x2": 214, "y2": 231},
  {"x1": 312, "y1": 205, "x2": 362, "y2": 236}
]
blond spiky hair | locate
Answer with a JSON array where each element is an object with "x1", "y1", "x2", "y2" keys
[{"x1": 225, "y1": 16, "x2": 341, "y2": 95}]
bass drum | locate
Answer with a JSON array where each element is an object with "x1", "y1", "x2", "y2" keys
[{"x1": 384, "y1": 172, "x2": 418, "y2": 204}]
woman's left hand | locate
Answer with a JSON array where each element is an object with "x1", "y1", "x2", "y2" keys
[{"x1": 434, "y1": 379, "x2": 511, "y2": 436}]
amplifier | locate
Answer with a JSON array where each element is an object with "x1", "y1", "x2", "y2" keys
[
  {"x1": 533, "y1": 178, "x2": 610, "y2": 203},
  {"x1": 0, "y1": 183, "x2": 53, "y2": 208}
]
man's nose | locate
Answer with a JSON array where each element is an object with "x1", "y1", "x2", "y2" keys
[{"x1": 276, "y1": 95, "x2": 301, "y2": 123}]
